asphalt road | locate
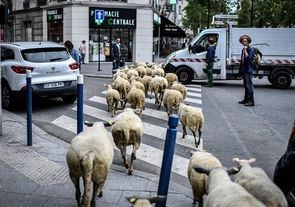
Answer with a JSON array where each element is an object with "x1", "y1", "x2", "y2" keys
[{"x1": 12, "y1": 76, "x2": 295, "y2": 187}]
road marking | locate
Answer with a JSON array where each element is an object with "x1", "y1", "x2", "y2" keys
[
  {"x1": 187, "y1": 92, "x2": 201, "y2": 98},
  {"x1": 51, "y1": 115, "x2": 192, "y2": 177},
  {"x1": 187, "y1": 87, "x2": 201, "y2": 92},
  {"x1": 187, "y1": 84, "x2": 201, "y2": 88}
]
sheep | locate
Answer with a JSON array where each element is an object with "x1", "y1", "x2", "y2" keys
[
  {"x1": 171, "y1": 81, "x2": 187, "y2": 100},
  {"x1": 105, "y1": 84, "x2": 121, "y2": 117},
  {"x1": 112, "y1": 76, "x2": 130, "y2": 109},
  {"x1": 66, "y1": 122, "x2": 114, "y2": 207},
  {"x1": 124, "y1": 86, "x2": 145, "y2": 117},
  {"x1": 135, "y1": 66, "x2": 147, "y2": 78},
  {"x1": 178, "y1": 103, "x2": 204, "y2": 148},
  {"x1": 194, "y1": 166, "x2": 266, "y2": 207},
  {"x1": 151, "y1": 67, "x2": 165, "y2": 77},
  {"x1": 127, "y1": 195, "x2": 166, "y2": 207},
  {"x1": 160, "y1": 89, "x2": 183, "y2": 115},
  {"x1": 273, "y1": 120, "x2": 295, "y2": 202},
  {"x1": 145, "y1": 67, "x2": 153, "y2": 76},
  {"x1": 232, "y1": 158, "x2": 288, "y2": 207},
  {"x1": 113, "y1": 69, "x2": 128, "y2": 80},
  {"x1": 165, "y1": 73, "x2": 178, "y2": 88},
  {"x1": 112, "y1": 108, "x2": 144, "y2": 175},
  {"x1": 127, "y1": 69, "x2": 139, "y2": 80},
  {"x1": 130, "y1": 78, "x2": 145, "y2": 93},
  {"x1": 149, "y1": 76, "x2": 168, "y2": 106},
  {"x1": 142, "y1": 75, "x2": 153, "y2": 97},
  {"x1": 187, "y1": 150, "x2": 222, "y2": 207}
]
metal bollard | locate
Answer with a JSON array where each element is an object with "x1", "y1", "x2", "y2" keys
[
  {"x1": 77, "y1": 75, "x2": 84, "y2": 134},
  {"x1": 156, "y1": 115, "x2": 179, "y2": 207},
  {"x1": 26, "y1": 70, "x2": 32, "y2": 146}
]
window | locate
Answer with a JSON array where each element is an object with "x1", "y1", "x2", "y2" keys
[
  {"x1": 21, "y1": 48, "x2": 70, "y2": 63},
  {"x1": 192, "y1": 34, "x2": 218, "y2": 53},
  {"x1": 1, "y1": 47, "x2": 15, "y2": 61}
]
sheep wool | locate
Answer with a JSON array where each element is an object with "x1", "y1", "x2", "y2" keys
[
  {"x1": 161, "y1": 89, "x2": 183, "y2": 115},
  {"x1": 187, "y1": 150, "x2": 222, "y2": 207},
  {"x1": 105, "y1": 85, "x2": 120, "y2": 117},
  {"x1": 171, "y1": 81, "x2": 187, "y2": 100},
  {"x1": 66, "y1": 122, "x2": 114, "y2": 207},
  {"x1": 165, "y1": 73, "x2": 178, "y2": 88}
]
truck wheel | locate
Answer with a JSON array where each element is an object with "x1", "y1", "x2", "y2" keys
[
  {"x1": 176, "y1": 67, "x2": 193, "y2": 84},
  {"x1": 1, "y1": 82, "x2": 16, "y2": 110},
  {"x1": 267, "y1": 75, "x2": 273, "y2": 84},
  {"x1": 272, "y1": 72, "x2": 292, "y2": 89}
]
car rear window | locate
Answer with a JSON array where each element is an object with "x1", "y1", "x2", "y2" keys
[{"x1": 21, "y1": 47, "x2": 70, "y2": 63}]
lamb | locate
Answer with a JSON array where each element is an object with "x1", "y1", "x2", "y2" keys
[
  {"x1": 165, "y1": 73, "x2": 178, "y2": 88},
  {"x1": 149, "y1": 76, "x2": 168, "y2": 106},
  {"x1": 112, "y1": 108, "x2": 144, "y2": 175},
  {"x1": 124, "y1": 86, "x2": 145, "y2": 117},
  {"x1": 111, "y1": 76, "x2": 130, "y2": 108},
  {"x1": 178, "y1": 103, "x2": 204, "y2": 148},
  {"x1": 105, "y1": 84, "x2": 120, "y2": 117},
  {"x1": 66, "y1": 122, "x2": 114, "y2": 207},
  {"x1": 160, "y1": 89, "x2": 183, "y2": 115},
  {"x1": 232, "y1": 158, "x2": 288, "y2": 207},
  {"x1": 187, "y1": 150, "x2": 222, "y2": 207},
  {"x1": 194, "y1": 166, "x2": 266, "y2": 207},
  {"x1": 273, "y1": 120, "x2": 295, "y2": 202},
  {"x1": 171, "y1": 81, "x2": 187, "y2": 100}
]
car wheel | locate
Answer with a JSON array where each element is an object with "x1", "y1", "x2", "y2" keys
[
  {"x1": 272, "y1": 72, "x2": 292, "y2": 89},
  {"x1": 62, "y1": 95, "x2": 77, "y2": 104},
  {"x1": 267, "y1": 75, "x2": 273, "y2": 84},
  {"x1": 1, "y1": 83, "x2": 16, "y2": 110},
  {"x1": 176, "y1": 67, "x2": 193, "y2": 84}
]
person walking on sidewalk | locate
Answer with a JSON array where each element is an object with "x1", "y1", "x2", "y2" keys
[
  {"x1": 204, "y1": 36, "x2": 216, "y2": 87},
  {"x1": 79, "y1": 40, "x2": 86, "y2": 64},
  {"x1": 238, "y1": 35, "x2": 255, "y2": 106},
  {"x1": 64, "y1": 40, "x2": 81, "y2": 70}
]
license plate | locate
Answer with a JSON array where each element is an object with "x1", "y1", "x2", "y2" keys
[{"x1": 44, "y1": 82, "x2": 64, "y2": 89}]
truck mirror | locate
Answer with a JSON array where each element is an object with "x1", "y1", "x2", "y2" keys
[{"x1": 188, "y1": 45, "x2": 192, "y2": 54}]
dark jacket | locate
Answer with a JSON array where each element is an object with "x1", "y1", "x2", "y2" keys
[
  {"x1": 205, "y1": 44, "x2": 216, "y2": 63},
  {"x1": 240, "y1": 47, "x2": 255, "y2": 73},
  {"x1": 111, "y1": 43, "x2": 121, "y2": 60}
]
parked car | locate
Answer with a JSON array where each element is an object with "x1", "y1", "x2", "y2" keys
[{"x1": 0, "y1": 41, "x2": 80, "y2": 109}]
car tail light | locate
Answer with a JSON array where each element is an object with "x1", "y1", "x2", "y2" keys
[
  {"x1": 69, "y1": 62, "x2": 79, "y2": 70},
  {"x1": 11, "y1": 66, "x2": 34, "y2": 74}
]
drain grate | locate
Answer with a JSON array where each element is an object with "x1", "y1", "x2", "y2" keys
[{"x1": 0, "y1": 144, "x2": 70, "y2": 186}]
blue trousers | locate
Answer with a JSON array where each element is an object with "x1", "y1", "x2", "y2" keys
[{"x1": 242, "y1": 72, "x2": 254, "y2": 102}]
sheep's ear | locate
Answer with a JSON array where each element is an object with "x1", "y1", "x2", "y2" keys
[
  {"x1": 149, "y1": 195, "x2": 166, "y2": 204},
  {"x1": 126, "y1": 196, "x2": 137, "y2": 204},
  {"x1": 227, "y1": 166, "x2": 240, "y2": 175},
  {"x1": 193, "y1": 166, "x2": 210, "y2": 175},
  {"x1": 103, "y1": 121, "x2": 115, "y2": 127},
  {"x1": 84, "y1": 121, "x2": 93, "y2": 127}
]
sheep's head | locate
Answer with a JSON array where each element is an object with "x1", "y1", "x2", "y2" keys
[{"x1": 232, "y1": 158, "x2": 256, "y2": 166}]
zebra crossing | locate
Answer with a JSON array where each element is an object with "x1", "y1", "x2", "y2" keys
[{"x1": 51, "y1": 84, "x2": 203, "y2": 178}]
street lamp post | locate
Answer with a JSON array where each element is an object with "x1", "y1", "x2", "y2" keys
[
  {"x1": 251, "y1": 0, "x2": 254, "y2": 27},
  {"x1": 207, "y1": 0, "x2": 211, "y2": 29}
]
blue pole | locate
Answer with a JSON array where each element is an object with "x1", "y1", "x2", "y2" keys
[
  {"x1": 26, "y1": 70, "x2": 32, "y2": 146},
  {"x1": 156, "y1": 115, "x2": 179, "y2": 207},
  {"x1": 77, "y1": 75, "x2": 83, "y2": 134}
]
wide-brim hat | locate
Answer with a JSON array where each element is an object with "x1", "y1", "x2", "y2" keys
[{"x1": 239, "y1": 35, "x2": 252, "y2": 44}]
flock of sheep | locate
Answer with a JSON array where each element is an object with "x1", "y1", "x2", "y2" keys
[{"x1": 65, "y1": 61, "x2": 294, "y2": 207}]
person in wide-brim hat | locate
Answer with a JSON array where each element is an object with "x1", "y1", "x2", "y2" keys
[{"x1": 239, "y1": 35, "x2": 252, "y2": 44}]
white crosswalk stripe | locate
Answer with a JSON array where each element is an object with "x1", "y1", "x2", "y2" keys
[{"x1": 51, "y1": 84, "x2": 203, "y2": 178}]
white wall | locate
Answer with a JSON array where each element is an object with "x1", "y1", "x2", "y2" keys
[
  {"x1": 135, "y1": 8, "x2": 153, "y2": 62},
  {"x1": 128, "y1": 0, "x2": 150, "y2": 4}
]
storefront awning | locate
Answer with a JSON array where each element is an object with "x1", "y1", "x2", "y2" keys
[{"x1": 159, "y1": 15, "x2": 186, "y2": 38}]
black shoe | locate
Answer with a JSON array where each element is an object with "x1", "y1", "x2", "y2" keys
[
  {"x1": 204, "y1": 84, "x2": 213, "y2": 87},
  {"x1": 244, "y1": 101, "x2": 255, "y2": 106},
  {"x1": 238, "y1": 100, "x2": 247, "y2": 104}
]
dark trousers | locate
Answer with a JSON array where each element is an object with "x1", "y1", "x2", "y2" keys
[
  {"x1": 112, "y1": 57, "x2": 125, "y2": 70},
  {"x1": 242, "y1": 72, "x2": 254, "y2": 102},
  {"x1": 206, "y1": 62, "x2": 214, "y2": 85},
  {"x1": 81, "y1": 54, "x2": 85, "y2": 64}
]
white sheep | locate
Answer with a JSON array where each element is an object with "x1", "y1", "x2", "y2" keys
[
  {"x1": 160, "y1": 89, "x2": 183, "y2": 115},
  {"x1": 165, "y1": 73, "x2": 178, "y2": 88},
  {"x1": 130, "y1": 78, "x2": 145, "y2": 93},
  {"x1": 105, "y1": 84, "x2": 120, "y2": 117},
  {"x1": 142, "y1": 75, "x2": 153, "y2": 97},
  {"x1": 66, "y1": 122, "x2": 114, "y2": 207},
  {"x1": 124, "y1": 86, "x2": 145, "y2": 117},
  {"x1": 178, "y1": 103, "x2": 204, "y2": 148},
  {"x1": 194, "y1": 166, "x2": 266, "y2": 207},
  {"x1": 127, "y1": 69, "x2": 139, "y2": 80},
  {"x1": 127, "y1": 195, "x2": 166, "y2": 207},
  {"x1": 187, "y1": 150, "x2": 222, "y2": 207},
  {"x1": 151, "y1": 67, "x2": 165, "y2": 77},
  {"x1": 112, "y1": 108, "x2": 144, "y2": 175},
  {"x1": 149, "y1": 76, "x2": 168, "y2": 106},
  {"x1": 135, "y1": 66, "x2": 147, "y2": 78},
  {"x1": 171, "y1": 81, "x2": 187, "y2": 100},
  {"x1": 112, "y1": 76, "x2": 130, "y2": 109},
  {"x1": 232, "y1": 158, "x2": 288, "y2": 207}
]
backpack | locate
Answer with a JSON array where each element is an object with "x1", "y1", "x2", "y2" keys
[{"x1": 252, "y1": 47, "x2": 263, "y2": 69}]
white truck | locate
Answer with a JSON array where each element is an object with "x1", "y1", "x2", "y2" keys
[{"x1": 164, "y1": 24, "x2": 295, "y2": 89}]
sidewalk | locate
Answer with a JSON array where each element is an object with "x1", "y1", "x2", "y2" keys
[{"x1": 0, "y1": 70, "x2": 193, "y2": 206}]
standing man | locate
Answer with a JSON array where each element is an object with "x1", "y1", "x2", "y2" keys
[
  {"x1": 79, "y1": 40, "x2": 86, "y2": 64},
  {"x1": 238, "y1": 35, "x2": 255, "y2": 106},
  {"x1": 111, "y1": 36, "x2": 121, "y2": 70},
  {"x1": 204, "y1": 36, "x2": 216, "y2": 87}
]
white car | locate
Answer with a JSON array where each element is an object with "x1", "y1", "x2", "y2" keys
[{"x1": 0, "y1": 41, "x2": 79, "y2": 109}]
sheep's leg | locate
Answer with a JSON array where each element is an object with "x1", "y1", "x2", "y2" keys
[
  {"x1": 120, "y1": 146, "x2": 129, "y2": 169},
  {"x1": 81, "y1": 154, "x2": 94, "y2": 207},
  {"x1": 107, "y1": 103, "x2": 110, "y2": 112},
  {"x1": 192, "y1": 131, "x2": 198, "y2": 148},
  {"x1": 70, "y1": 175, "x2": 81, "y2": 207},
  {"x1": 90, "y1": 182, "x2": 98, "y2": 207},
  {"x1": 181, "y1": 121, "x2": 187, "y2": 138},
  {"x1": 197, "y1": 130, "x2": 202, "y2": 146},
  {"x1": 129, "y1": 143, "x2": 140, "y2": 175}
]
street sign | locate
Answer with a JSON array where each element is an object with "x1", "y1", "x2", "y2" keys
[
  {"x1": 95, "y1": 10, "x2": 104, "y2": 25},
  {"x1": 214, "y1": 14, "x2": 238, "y2": 19},
  {"x1": 214, "y1": 20, "x2": 237, "y2": 26}
]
